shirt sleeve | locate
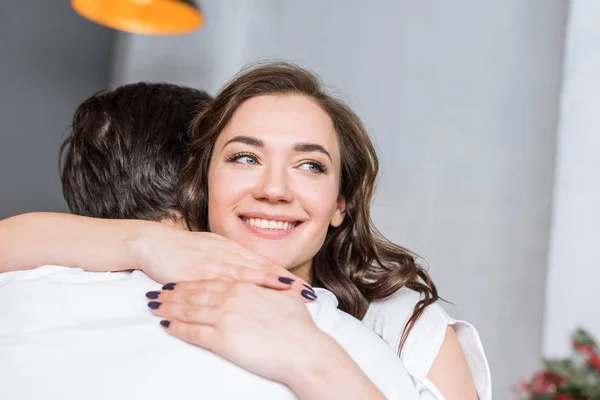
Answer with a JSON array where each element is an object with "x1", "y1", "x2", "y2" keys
[
  {"x1": 366, "y1": 289, "x2": 492, "y2": 400},
  {"x1": 403, "y1": 303, "x2": 491, "y2": 399}
]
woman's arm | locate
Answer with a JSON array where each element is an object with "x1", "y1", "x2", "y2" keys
[
  {"x1": 0, "y1": 212, "x2": 144, "y2": 273},
  {"x1": 0, "y1": 212, "x2": 305, "y2": 292},
  {"x1": 287, "y1": 336, "x2": 386, "y2": 400},
  {"x1": 427, "y1": 326, "x2": 479, "y2": 400}
]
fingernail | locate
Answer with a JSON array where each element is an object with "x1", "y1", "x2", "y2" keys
[
  {"x1": 303, "y1": 284, "x2": 315, "y2": 293},
  {"x1": 145, "y1": 291, "x2": 160, "y2": 299},
  {"x1": 301, "y1": 290, "x2": 317, "y2": 301},
  {"x1": 278, "y1": 277, "x2": 295, "y2": 284},
  {"x1": 147, "y1": 301, "x2": 161, "y2": 310},
  {"x1": 162, "y1": 283, "x2": 176, "y2": 290},
  {"x1": 160, "y1": 320, "x2": 171, "y2": 328}
]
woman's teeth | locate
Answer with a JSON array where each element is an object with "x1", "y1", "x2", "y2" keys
[{"x1": 242, "y1": 218, "x2": 297, "y2": 230}]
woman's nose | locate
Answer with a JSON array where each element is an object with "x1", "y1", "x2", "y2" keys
[{"x1": 252, "y1": 167, "x2": 293, "y2": 203}]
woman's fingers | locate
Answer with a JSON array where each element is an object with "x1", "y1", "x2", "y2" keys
[
  {"x1": 147, "y1": 279, "x2": 232, "y2": 303},
  {"x1": 156, "y1": 290, "x2": 225, "y2": 308},
  {"x1": 147, "y1": 274, "x2": 314, "y2": 305},
  {"x1": 223, "y1": 262, "x2": 311, "y2": 298},
  {"x1": 225, "y1": 249, "x2": 292, "y2": 278},
  {"x1": 161, "y1": 319, "x2": 221, "y2": 352},
  {"x1": 214, "y1": 256, "x2": 312, "y2": 296},
  {"x1": 166, "y1": 279, "x2": 234, "y2": 294},
  {"x1": 227, "y1": 264, "x2": 294, "y2": 289},
  {"x1": 150, "y1": 301, "x2": 221, "y2": 325},
  {"x1": 176, "y1": 261, "x2": 295, "y2": 291}
]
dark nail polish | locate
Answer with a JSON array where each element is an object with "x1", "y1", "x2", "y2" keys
[
  {"x1": 162, "y1": 283, "x2": 176, "y2": 290},
  {"x1": 160, "y1": 320, "x2": 170, "y2": 328},
  {"x1": 278, "y1": 277, "x2": 295, "y2": 284},
  {"x1": 301, "y1": 289, "x2": 317, "y2": 301},
  {"x1": 145, "y1": 291, "x2": 160, "y2": 299},
  {"x1": 147, "y1": 301, "x2": 161, "y2": 310},
  {"x1": 303, "y1": 284, "x2": 315, "y2": 293}
]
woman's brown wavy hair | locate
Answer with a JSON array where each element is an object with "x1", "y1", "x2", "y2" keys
[{"x1": 178, "y1": 61, "x2": 439, "y2": 351}]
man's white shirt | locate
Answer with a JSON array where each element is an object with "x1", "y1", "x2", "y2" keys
[{"x1": 0, "y1": 266, "x2": 417, "y2": 399}]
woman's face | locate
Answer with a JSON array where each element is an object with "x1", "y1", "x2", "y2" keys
[{"x1": 207, "y1": 94, "x2": 346, "y2": 280}]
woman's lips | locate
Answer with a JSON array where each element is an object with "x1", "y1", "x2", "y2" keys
[{"x1": 240, "y1": 217, "x2": 301, "y2": 239}]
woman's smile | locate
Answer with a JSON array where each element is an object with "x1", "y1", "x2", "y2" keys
[{"x1": 240, "y1": 216, "x2": 301, "y2": 239}]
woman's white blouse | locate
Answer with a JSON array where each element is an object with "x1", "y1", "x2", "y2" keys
[{"x1": 363, "y1": 287, "x2": 492, "y2": 399}]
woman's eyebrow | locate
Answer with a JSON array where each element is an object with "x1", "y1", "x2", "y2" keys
[
  {"x1": 223, "y1": 135, "x2": 264, "y2": 150},
  {"x1": 222, "y1": 136, "x2": 331, "y2": 162},
  {"x1": 294, "y1": 143, "x2": 332, "y2": 162}
]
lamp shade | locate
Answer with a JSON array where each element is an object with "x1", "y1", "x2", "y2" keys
[{"x1": 71, "y1": 0, "x2": 204, "y2": 35}]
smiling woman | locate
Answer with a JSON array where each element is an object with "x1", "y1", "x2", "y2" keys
[
  {"x1": 0, "y1": 62, "x2": 491, "y2": 399},
  {"x1": 205, "y1": 95, "x2": 346, "y2": 282},
  {"x1": 178, "y1": 62, "x2": 433, "y2": 321},
  {"x1": 172, "y1": 62, "x2": 490, "y2": 398}
]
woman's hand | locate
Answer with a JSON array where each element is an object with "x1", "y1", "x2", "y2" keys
[
  {"x1": 146, "y1": 279, "x2": 385, "y2": 400},
  {"x1": 129, "y1": 224, "x2": 314, "y2": 298},
  {"x1": 147, "y1": 279, "x2": 321, "y2": 383}
]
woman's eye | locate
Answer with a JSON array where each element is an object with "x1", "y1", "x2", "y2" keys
[
  {"x1": 299, "y1": 162, "x2": 325, "y2": 174},
  {"x1": 229, "y1": 154, "x2": 258, "y2": 165},
  {"x1": 237, "y1": 156, "x2": 257, "y2": 165}
]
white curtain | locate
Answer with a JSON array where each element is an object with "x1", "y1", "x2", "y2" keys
[{"x1": 543, "y1": 0, "x2": 600, "y2": 358}]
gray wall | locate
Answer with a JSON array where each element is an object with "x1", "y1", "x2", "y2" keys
[
  {"x1": 113, "y1": 1, "x2": 569, "y2": 397},
  {"x1": 0, "y1": 1, "x2": 115, "y2": 219}
]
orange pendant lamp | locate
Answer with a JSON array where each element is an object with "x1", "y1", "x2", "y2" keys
[{"x1": 71, "y1": 0, "x2": 204, "y2": 35}]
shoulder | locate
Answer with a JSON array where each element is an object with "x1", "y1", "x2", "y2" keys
[
  {"x1": 364, "y1": 287, "x2": 458, "y2": 355},
  {"x1": 0, "y1": 265, "x2": 69, "y2": 287},
  {"x1": 0, "y1": 265, "x2": 154, "y2": 291},
  {"x1": 308, "y1": 288, "x2": 381, "y2": 342},
  {"x1": 364, "y1": 288, "x2": 492, "y2": 400},
  {"x1": 364, "y1": 286, "x2": 448, "y2": 353},
  {"x1": 427, "y1": 325, "x2": 480, "y2": 399},
  {"x1": 308, "y1": 288, "x2": 419, "y2": 400}
]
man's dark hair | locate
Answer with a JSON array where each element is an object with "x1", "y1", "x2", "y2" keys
[{"x1": 60, "y1": 82, "x2": 212, "y2": 221}]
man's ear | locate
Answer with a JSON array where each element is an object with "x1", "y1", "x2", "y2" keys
[{"x1": 330, "y1": 195, "x2": 346, "y2": 228}]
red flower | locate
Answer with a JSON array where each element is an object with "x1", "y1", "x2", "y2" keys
[
  {"x1": 555, "y1": 394, "x2": 572, "y2": 400},
  {"x1": 516, "y1": 331, "x2": 599, "y2": 400},
  {"x1": 521, "y1": 371, "x2": 568, "y2": 394},
  {"x1": 573, "y1": 341, "x2": 595, "y2": 356},
  {"x1": 587, "y1": 354, "x2": 600, "y2": 370},
  {"x1": 534, "y1": 371, "x2": 568, "y2": 385}
]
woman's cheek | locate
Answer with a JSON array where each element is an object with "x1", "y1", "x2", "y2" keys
[{"x1": 301, "y1": 182, "x2": 340, "y2": 222}]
